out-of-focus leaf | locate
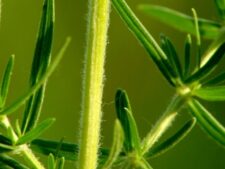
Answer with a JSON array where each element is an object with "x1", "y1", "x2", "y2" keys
[
  {"x1": 0, "y1": 37, "x2": 71, "y2": 116},
  {"x1": 57, "y1": 157, "x2": 65, "y2": 169},
  {"x1": 141, "y1": 112, "x2": 177, "y2": 155},
  {"x1": 188, "y1": 99, "x2": 225, "y2": 146},
  {"x1": 138, "y1": 4, "x2": 221, "y2": 39},
  {"x1": 0, "y1": 55, "x2": 14, "y2": 108},
  {"x1": 0, "y1": 155, "x2": 29, "y2": 169},
  {"x1": 203, "y1": 71, "x2": 225, "y2": 85},
  {"x1": 48, "y1": 153, "x2": 55, "y2": 169},
  {"x1": 115, "y1": 89, "x2": 141, "y2": 154},
  {"x1": 22, "y1": 0, "x2": 55, "y2": 133},
  {"x1": 136, "y1": 158, "x2": 153, "y2": 169},
  {"x1": 31, "y1": 138, "x2": 110, "y2": 161},
  {"x1": 214, "y1": 0, "x2": 225, "y2": 19},
  {"x1": 145, "y1": 118, "x2": 196, "y2": 158},
  {"x1": 17, "y1": 118, "x2": 55, "y2": 145},
  {"x1": 193, "y1": 86, "x2": 225, "y2": 101},
  {"x1": 102, "y1": 120, "x2": 124, "y2": 169},
  {"x1": 183, "y1": 34, "x2": 192, "y2": 79},
  {"x1": 112, "y1": 0, "x2": 177, "y2": 86}
]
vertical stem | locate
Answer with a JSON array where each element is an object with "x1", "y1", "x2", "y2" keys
[
  {"x1": 78, "y1": 0, "x2": 110, "y2": 169},
  {"x1": 0, "y1": 0, "x2": 2, "y2": 24}
]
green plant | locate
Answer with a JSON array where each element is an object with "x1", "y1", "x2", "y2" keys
[{"x1": 0, "y1": 0, "x2": 224, "y2": 169}]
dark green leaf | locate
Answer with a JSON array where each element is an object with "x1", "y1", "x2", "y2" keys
[
  {"x1": 31, "y1": 138, "x2": 110, "y2": 161},
  {"x1": 22, "y1": 0, "x2": 55, "y2": 133},
  {"x1": 145, "y1": 118, "x2": 196, "y2": 158},
  {"x1": 102, "y1": 120, "x2": 124, "y2": 169},
  {"x1": 160, "y1": 34, "x2": 182, "y2": 78},
  {"x1": 17, "y1": 118, "x2": 55, "y2": 145},
  {"x1": 203, "y1": 71, "x2": 225, "y2": 85},
  {"x1": 214, "y1": 0, "x2": 225, "y2": 19},
  {"x1": 0, "y1": 155, "x2": 29, "y2": 169},
  {"x1": 185, "y1": 42, "x2": 225, "y2": 84},
  {"x1": 0, "y1": 37, "x2": 71, "y2": 116},
  {"x1": 188, "y1": 99, "x2": 225, "y2": 146},
  {"x1": 193, "y1": 86, "x2": 225, "y2": 101},
  {"x1": 0, "y1": 143, "x2": 14, "y2": 153},
  {"x1": 138, "y1": 4, "x2": 221, "y2": 39},
  {"x1": 115, "y1": 89, "x2": 141, "y2": 154},
  {"x1": 183, "y1": 34, "x2": 192, "y2": 79},
  {"x1": 112, "y1": 0, "x2": 177, "y2": 86},
  {"x1": 0, "y1": 55, "x2": 14, "y2": 108}
]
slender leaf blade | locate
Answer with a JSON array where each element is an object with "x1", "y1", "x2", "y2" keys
[
  {"x1": 203, "y1": 71, "x2": 225, "y2": 85},
  {"x1": 30, "y1": 138, "x2": 111, "y2": 161},
  {"x1": 0, "y1": 155, "x2": 29, "y2": 169},
  {"x1": 160, "y1": 34, "x2": 182, "y2": 78},
  {"x1": 145, "y1": 118, "x2": 196, "y2": 158},
  {"x1": 214, "y1": 0, "x2": 225, "y2": 19},
  {"x1": 112, "y1": 0, "x2": 177, "y2": 86},
  {"x1": 48, "y1": 153, "x2": 55, "y2": 169},
  {"x1": 0, "y1": 55, "x2": 15, "y2": 108},
  {"x1": 102, "y1": 120, "x2": 124, "y2": 169},
  {"x1": 115, "y1": 89, "x2": 141, "y2": 153},
  {"x1": 138, "y1": 4, "x2": 221, "y2": 39},
  {"x1": 188, "y1": 99, "x2": 225, "y2": 146},
  {"x1": 141, "y1": 112, "x2": 177, "y2": 155},
  {"x1": 17, "y1": 118, "x2": 55, "y2": 145},
  {"x1": 57, "y1": 157, "x2": 65, "y2": 169},
  {"x1": 193, "y1": 86, "x2": 225, "y2": 101},
  {"x1": 22, "y1": 0, "x2": 55, "y2": 133},
  {"x1": 185, "y1": 41, "x2": 225, "y2": 84},
  {"x1": 183, "y1": 34, "x2": 192, "y2": 79},
  {"x1": 0, "y1": 37, "x2": 71, "y2": 116}
]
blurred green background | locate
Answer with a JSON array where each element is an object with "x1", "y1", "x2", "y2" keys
[{"x1": 0, "y1": 0, "x2": 224, "y2": 168}]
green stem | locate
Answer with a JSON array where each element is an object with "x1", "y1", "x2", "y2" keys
[
  {"x1": 20, "y1": 145, "x2": 45, "y2": 169},
  {"x1": 78, "y1": 0, "x2": 110, "y2": 169},
  {"x1": 0, "y1": 116, "x2": 44, "y2": 169}
]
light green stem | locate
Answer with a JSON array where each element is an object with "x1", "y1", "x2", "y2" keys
[
  {"x1": 0, "y1": 0, "x2": 2, "y2": 24},
  {"x1": 78, "y1": 0, "x2": 110, "y2": 169},
  {"x1": 0, "y1": 116, "x2": 44, "y2": 169}
]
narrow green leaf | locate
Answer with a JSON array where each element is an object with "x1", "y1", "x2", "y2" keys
[
  {"x1": 56, "y1": 157, "x2": 65, "y2": 169},
  {"x1": 145, "y1": 118, "x2": 196, "y2": 158},
  {"x1": 160, "y1": 34, "x2": 182, "y2": 78},
  {"x1": 192, "y1": 8, "x2": 201, "y2": 69},
  {"x1": 112, "y1": 0, "x2": 177, "y2": 86},
  {"x1": 0, "y1": 155, "x2": 29, "y2": 169},
  {"x1": 115, "y1": 89, "x2": 141, "y2": 153},
  {"x1": 17, "y1": 118, "x2": 55, "y2": 145},
  {"x1": 48, "y1": 153, "x2": 55, "y2": 169},
  {"x1": 0, "y1": 143, "x2": 14, "y2": 153},
  {"x1": 188, "y1": 99, "x2": 225, "y2": 146},
  {"x1": 138, "y1": 4, "x2": 221, "y2": 39},
  {"x1": 193, "y1": 86, "x2": 225, "y2": 101},
  {"x1": 31, "y1": 138, "x2": 110, "y2": 161},
  {"x1": 0, "y1": 55, "x2": 15, "y2": 108},
  {"x1": 102, "y1": 120, "x2": 124, "y2": 169},
  {"x1": 203, "y1": 71, "x2": 225, "y2": 85},
  {"x1": 185, "y1": 41, "x2": 225, "y2": 84},
  {"x1": 214, "y1": 0, "x2": 225, "y2": 19},
  {"x1": 22, "y1": 0, "x2": 55, "y2": 133},
  {"x1": 0, "y1": 37, "x2": 71, "y2": 116},
  {"x1": 141, "y1": 112, "x2": 177, "y2": 155},
  {"x1": 183, "y1": 34, "x2": 192, "y2": 79},
  {"x1": 15, "y1": 119, "x2": 22, "y2": 137}
]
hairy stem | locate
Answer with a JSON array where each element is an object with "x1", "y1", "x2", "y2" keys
[{"x1": 78, "y1": 0, "x2": 110, "y2": 169}]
